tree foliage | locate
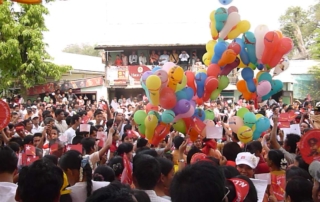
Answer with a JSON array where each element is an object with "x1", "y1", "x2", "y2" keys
[
  {"x1": 306, "y1": 65, "x2": 320, "y2": 99},
  {"x1": 63, "y1": 43, "x2": 101, "y2": 57},
  {"x1": 0, "y1": 0, "x2": 71, "y2": 90}
]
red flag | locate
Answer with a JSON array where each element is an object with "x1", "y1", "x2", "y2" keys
[
  {"x1": 22, "y1": 153, "x2": 39, "y2": 166},
  {"x1": 65, "y1": 144, "x2": 83, "y2": 154},
  {"x1": 121, "y1": 154, "x2": 133, "y2": 185},
  {"x1": 24, "y1": 144, "x2": 36, "y2": 156},
  {"x1": 49, "y1": 143, "x2": 59, "y2": 155}
]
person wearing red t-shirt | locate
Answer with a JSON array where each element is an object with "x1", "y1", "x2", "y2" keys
[
  {"x1": 114, "y1": 55, "x2": 123, "y2": 66},
  {"x1": 246, "y1": 140, "x2": 270, "y2": 174}
]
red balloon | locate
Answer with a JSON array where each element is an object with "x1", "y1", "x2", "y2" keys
[
  {"x1": 207, "y1": 64, "x2": 221, "y2": 78},
  {"x1": 146, "y1": 103, "x2": 158, "y2": 113},
  {"x1": 159, "y1": 87, "x2": 177, "y2": 109},
  {"x1": 228, "y1": 41, "x2": 241, "y2": 55},
  {"x1": 195, "y1": 97, "x2": 204, "y2": 105},
  {"x1": 185, "y1": 71, "x2": 196, "y2": 95},
  {"x1": 203, "y1": 76, "x2": 218, "y2": 101},
  {"x1": 152, "y1": 123, "x2": 171, "y2": 146}
]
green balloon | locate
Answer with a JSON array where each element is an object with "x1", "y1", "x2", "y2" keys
[
  {"x1": 218, "y1": 75, "x2": 229, "y2": 89},
  {"x1": 173, "y1": 119, "x2": 186, "y2": 134},
  {"x1": 210, "y1": 90, "x2": 221, "y2": 100},
  {"x1": 133, "y1": 110, "x2": 147, "y2": 125},
  {"x1": 243, "y1": 112, "x2": 256, "y2": 128},
  {"x1": 237, "y1": 108, "x2": 249, "y2": 119},
  {"x1": 205, "y1": 110, "x2": 215, "y2": 120},
  {"x1": 138, "y1": 124, "x2": 146, "y2": 135}
]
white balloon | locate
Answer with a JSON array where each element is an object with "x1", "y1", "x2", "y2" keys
[
  {"x1": 219, "y1": 12, "x2": 241, "y2": 40},
  {"x1": 254, "y1": 25, "x2": 269, "y2": 60},
  {"x1": 273, "y1": 57, "x2": 290, "y2": 76}
]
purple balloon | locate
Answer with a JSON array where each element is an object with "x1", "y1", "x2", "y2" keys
[
  {"x1": 173, "y1": 99, "x2": 191, "y2": 114},
  {"x1": 141, "y1": 71, "x2": 153, "y2": 85},
  {"x1": 220, "y1": 57, "x2": 240, "y2": 76}
]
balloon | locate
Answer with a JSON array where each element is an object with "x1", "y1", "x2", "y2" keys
[
  {"x1": 228, "y1": 41, "x2": 241, "y2": 55},
  {"x1": 211, "y1": 41, "x2": 228, "y2": 64},
  {"x1": 241, "y1": 67, "x2": 256, "y2": 93},
  {"x1": 203, "y1": 76, "x2": 219, "y2": 101},
  {"x1": 146, "y1": 75, "x2": 161, "y2": 106},
  {"x1": 243, "y1": 112, "x2": 256, "y2": 128},
  {"x1": 148, "y1": 110, "x2": 161, "y2": 122},
  {"x1": 159, "y1": 87, "x2": 177, "y2": 109},
  {"x1": 173, "y1": 99, "x2": 191, "y2": 115},
  {"x1": 219, "y1": 12, "x2": 240, "y2": 40},
  {"x1": 133, "y1": 110, "x2": 147, "y2": 125},
  {"x1": 146, "y1": 103, "x2": 158, "y2": 114},
  {"x1": 262, "y1": 80, "x2": 283, "y2": 100},
  {"x1": 273, "y1": 57, "x2": 289, "y2": 76},
  {"x1": 215, "y1": 7, "x2": 228, "y2": 32},
  {"x1": 236, "y1": 80, "x2": 252, "y2": 100},
  {"x1": 206, "y1": 40, "x2": 217, "y2": 53},
  {"x1": 242, "y1": 31, "x2": 257, "y2": 65},
  {"x1": 257, "y1": 72, "x2": 272, "y2": 83},
  {"x1": 218, "y1": 49, "x2": 237, "y2": 67},
  {"x1": 237, "y1": 107, "x2": 249, "y2": 118},
  {"x1": 228, "y1": 6, "x2": 238, "y2": 14},
  {"x1": 227, "y1": 20, "x2": 251, "y2": 39},
  {"x1": 174, "y1": 105, "x2": 195, "y2": 122},
  {"x1": 252, "y1": 129, "x2": 261, "y2": 140},
  {"x1": 220, "y1": 57, "x2": 240, "y2": 76},
  {"x1": 137, "y1": 124, "x2": 146, "y2": 136},
  {"x1": 254, "y1": 24, "x2": 269, "y2": 60},
  {"x1": 255, "y1": 117, "x2": 270, "y2": 133},
  {"x1": 255, "y1": 114, "x2": 264, "y2": 120},
  {"x1": 202, "y1": 52, "x2": 213, "y2": 66},
  {"x1": 209, "y1": 10, "x2": 219, "y2": 40},
  {"x1": 176, "y1": 87, "x2": 194, "y2": 101},
  {"x1": 154, "y1": 69, "x2": 168, "y2": 89},
  {"x1": 228, "y1": 116, "x2": 244, "y2": 133},
  {"x1": 256, "y1": 80, "x2": 271, "y2": 97},
  {"x1": 207, "y1": 64, "x2": 221, "y2": 78},
  {"x1": 173, "y1": 119, "x2": 186, "y2": 134},
  {"x1": 144, "y1": 115, "x2": 158, "y2": 140},
  {"x1": 185, "y1": 71, "x2": 197, "y2": 94},
  {"x1": 152, "y1": 122, "x2": 171, "y2": 146},
  {"x1": 193, "y1": 108, "x2": 206, "y2": 122},
  {"x1": 237, "y1": 126, "x2": 253, "y2": 144},
  {"x1": 161, "y1": 110, "x2": 175, "y2": 124},
  {"x1": 168, "y1": 66, "x2": 184, "y2": 91},
  {"x1": 210, "y1": 76, "x2": 229, "y2": 100},
  {"x1": 162, "y1": 62, "x2": 176, "y2": 73},
  {"x1": 141, "y1": 71, "x2": 153, "y2": 101},
  {"x1": 261, "y1": 31, "x2": 280, "y2": 65},
  {"x1": 204, "y1": 110, "x2": 215, "y2": 120},
  {"x1": 195, "y1": 72, "x2": 207, "y2": 98},
  {"x1": 234, "y1": 38, "x2": 249, "y2": 65},
  {"x1": 268, "y1": 37, "x2": 293, "y2": 68},
  {"x1": 219, "y1": 0, "x2": 233, "y2": 5},
  {"x1": 176, "y1": 74, "x2": 187, "y2": 92}
]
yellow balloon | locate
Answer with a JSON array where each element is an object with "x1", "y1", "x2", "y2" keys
[
  {"x1": 176, "y1": 74, "x2": 187, "y2": 92},
  {"x1": 237, "y1": 126, "x2": 253, "y2": 144},
  {"x1": 209, "y1": 10, "x2": 215, "y2": 21},
  {"x1": 168, "y1": 66, "x2": 184, "y2": 91},
  {"x1": 146, "y1": 75, "x2": 161, "y2": 106},
  {"x1": 206, "y1": 40, "x2": 217, "y2": 53},
  {"x1": 255, "y1": 114, "x2": 263, "y2": 120},
  {"x1": 255, "y1": 71, "x2": 265, "y2": 81},
  {"x1": 227, "y1": 20, "x2": 251, "y2": 39},
  {"x1": 144, "y1": 115, "x2": 158, "y2": 140},
  {"x1": 252, "y1": 124, "x2": 256, "y2": 132},
  {"x1": 202, "y1": 52, "x2": 213, "y2": 66},
  {"x1": 210, "y1": 20, "x2": 219, "y2": 40}
]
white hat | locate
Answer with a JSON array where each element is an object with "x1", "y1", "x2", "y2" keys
[
  {"x1": 116, "y1": 109, "x2": 124, "y2": 114},
  {"x1": 31, "y1": 105, "x2": 37, "y2": 109},
  {"x1": 31, "y1": 114, "x2": 39, "y2": 119},
  {"x1": 236, "y1": 152, "x2": 259, "y2": 169}
]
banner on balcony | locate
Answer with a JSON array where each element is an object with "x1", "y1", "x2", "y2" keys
[
  {"x1": 107, "y1": 66, "x2": 128, "y2": 86},
  {"x1": 128, "y1": 65, "x2": 151, "y2": 85}
]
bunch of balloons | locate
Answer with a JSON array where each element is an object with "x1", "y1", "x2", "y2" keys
[
  {"x1": 203, "y1": 6, "x2": 293, "y2": 101},
  {"x1": 228, "y1": 107, "x2": 270, "y2": 144}
]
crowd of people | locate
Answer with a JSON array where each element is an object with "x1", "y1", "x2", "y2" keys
[{"x1": 0, "y1": 90, "x2": 320, "y2": 202}]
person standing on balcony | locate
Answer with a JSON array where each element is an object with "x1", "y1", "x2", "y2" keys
[
  {"x1": 150, "y1": 50, "x2": 159, "y2": 65},
  {"x1": 139, "y1": 53, "x2": 147, "y2": 65},
  {"x1": 121, "y1": 53, "x2": 128, "y2": 66},
  {"x1": 159, "y1": 50, "x2": 170, "y2": 65},
  {"x1": 170, "y1": 49, "x2": 179, "y2": 64},
  {"x1": 179, "y1": 51, "x2": 189, "y2": 70},
  {"x1": 129, "y1": 51, "x2": 138, "y2": 65}
]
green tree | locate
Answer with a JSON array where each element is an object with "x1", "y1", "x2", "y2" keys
[
  {"x1": 63, "y1": 43, "x2": 101, "y2": 57},
  {"x1": 0, "y1": 0, "x2": 71, "y2": 90},
  {"x1": 307, "y1": 65, "x2": 320, "y2": 99}
]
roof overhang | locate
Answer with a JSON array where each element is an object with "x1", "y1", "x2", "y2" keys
[{"x1": 95, "y1": 43, "x2": 206, "y2": 51}]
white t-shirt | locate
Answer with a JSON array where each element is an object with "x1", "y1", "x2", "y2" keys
[
  {"x1": 67, "y1": 181, "x2": 110, "y2": 202},
  {"x1": 179, "y1": 53, "x2": 189, "y2": 61},
  {"x1": 64, "y1": 127, "x2": 76, "y2": 144},
  {"x1": 159, "y1": 54, "x2": 170, "y2": 64},
  {"x1": 0, "y1": 182, "x2": 17, "y2": 202}
]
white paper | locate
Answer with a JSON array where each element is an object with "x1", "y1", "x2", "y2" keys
[
  {"x1": 250, "y1": 178, "x2": 268, "y2": 202},
  {"x1": 255, "y1": 173, "x2": 271, "y2": 185},
  {"x1": 80, "y1": 124, "x2": 91, "y2": 132},
  {"x1": 206, "y1": 126, "x2": 223, "y2": 139},
  {"x1": 277, "y1": 124, "x2": 301, "y2": 141}
]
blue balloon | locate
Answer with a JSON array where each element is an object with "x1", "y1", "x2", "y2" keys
[
  {"x1": 242, "y1": 31, "x2": 257, "y2": 64},
  {"x1": 184, "y1": 87, "x2": 194, "y2": 100},
  {"x1": 253, "y1": 130, "x2": 261, "y2": 140},
  {"x1": 151, "y1": 66, "x2": 161, "y2": 72},
  {"x1": 234, "y1": 38, "x2": 250, "y2": 65},
  {"x1": 211, "y1": 41, "x2": 228, "y2": 64},
  {"x1": 176, "y1": 90, "x2": 188, "y2": 101},
  {"x1": 193, "y1": 108, "x2": 205, "y2": 121},
  {"x1": 161, "y1": 110, "x2": 175, "y2": 124},
  {"x1": 241, "y1": 67, "x2": 256, "y2": 93},
  {"x1": 257, "y1": 63, "x2": 264, "y2": 70},
  {"x1": 218, "y1": 0, "x2": 233, "y2": 5},
  {"x1": 215, "y1": 7, "x2": 228, "y2": 31},
  {"x1": 195, "y1": 72, "x2": 207, "y2": 98},
  {"x1": 255, "y1": 117, "x2": 270, "y2": 132}
]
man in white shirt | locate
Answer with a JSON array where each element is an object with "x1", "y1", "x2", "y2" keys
[
  {"x1": 129, "y1": 51, "x2": 138, "y2": 65},
  {"x1": 0, "y1": 146, "x2": 18, "y2": 202},
  {"x1": 31, "y1": 114, "x2": 43, "y2": 134},
  {"x1": 139, "y1": 53, "x2": 147, "y2": 65},
  {"x1": 63, "y1": 114, "x2": 81, "y2": 144},
  {"x1": 54, "y1": 109, "x2": 68, "y2": 134},
  {"x1": 179, "y1": 51, "x2": 189, "y2": 70},
  {"x1": 159, "y1": 50, "x2": 170, "y2": 65}
]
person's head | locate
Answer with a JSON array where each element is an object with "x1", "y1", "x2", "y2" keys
[
  {"x1": 116, "y1": 142, "x2": 134, "y2": 162},
  {"x1": 81, "y1": 138, "x2": 96, "y2": 155},
  {"x1": 0, "y1": 146, "x2": 18, "y2": 176},
  {"x1": 193, "y1": 137, "x2": 202, "y2": 149},
  {"x1": 108, "y1": 156, "x2": 124, "y2": 178},
  {"x1": 59, "y1": 150, "x2": 93, "y2": 197},
  {"x1": 284, "y1": 134, "x2": 301, "y2": 153},
  {"x1": 170, "y1": 161, "x2": 226, "y2": 202},
  {"x1": 267, "y1": 149, "x2": 288, "y2": 170},
  {"x1": 186, "y1": 146, "x2": 202, "y2": 164},
  {"x1": 226, "y1": 175, "x2": 258, "y2": 202},
  {"x1": 220, "y1": 166, "x2": 240, "y2": 179},
  {"x1": 32, "y1": 133, "x2": 42, "y2": 147},
  {"x1": 156, "y1": 157, "x2": 175, "y2": 196},
  {"x1": 50, "y1": 126, "x2": 60, "y2": 140},
  {"x1": 136, "y1": 138, "x2": 149, "y2": 149},
  {"x1": 173, "y1": 136, "x2": 184, "y2": 150},
  {"x1": 246, "y1": 140, "x2": 262, "y2": 157},
  {"x1": 86, "y1": 181, "x2": 136, "y2": 202},
  {"x1": 43, "y1": 155, "x2": 58, "y2": 165},
  {"x1": 131, "y1": 189, "x2": 151, "y2": 202},
  {"x1": 222, "y1": 142, "x2": 242, "y2": 161},
  {"x1": 15, "y1": 159, "x2": 63, "y2": 202},
  {"x1": 235, "y1": 152, "x2": 259, "y2": 178},
  {"x1": 93, "y1": 165, "x2": 115, "y2": 182},
  {"x1": 286, "y1": 166, "x2": 312, "y2": 182},
  {"x1": 285, "y1": 177, "x2": 313, "y2": 202},
  {"x1": 121, "y1": 133, "x2": 134, "y2": 144},
  {"x1": 308, "y1": 137, "x2": 318, "y2": 154},
  {"x1": 293, "y1": 155, "x2": 309, "y2": 172},
  {"x1": 71, "y1": 114, "x2": 81, "y2": 126},
  {"x1": 132, "y1": 154, "x2": 161, "y2": 190}
]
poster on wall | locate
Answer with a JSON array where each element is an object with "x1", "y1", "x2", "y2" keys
[
  {"x1": 107, "y1": 66, "x2": 128, "y2": 86},
  {"x1": 128, "y1": 65, "x2": 151, "y2": 85}
]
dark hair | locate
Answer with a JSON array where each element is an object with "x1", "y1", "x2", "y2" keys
[
  {"x1": 268, "y1": 149, "x2": 287, "y2": 170},
  {"x1": 72, "y1": 135, "x2": 84, "y2": 145},
  {"x1": 186, "y1": 146, "x2": 202, "y2": 164},
  {"x1": 133, "y1": 154, "x2": 161, "y2": 190},
  {"x1": 116, "y1": 143, "x2": 133, "y2": 156},
  {"x1": 0, "y1": 146, "x2": 18, "y2": 174},
  {"x1": 17, "y1": 159, "x2": 63, "y2": 202},
  {"x1": 55, "y1": 109, "x2": 64, "y2": 117},
  {"x1": 131, "y1": 189, "x2": 151, "y2": 202},
  {"x1": 223, "y1": 142, "x2": 242, "y2": 161},
  {"x1": 93, "y1": 165, "x2": 115, "y2": 182},
  {"x1": 81, "y1": 138, "x2": 95, "y2": 154},
  {"x1": 123, "y1": 124, "x2": 132, "y2": 131},
  {"x1": 136, "y1": 148, "x2": 158, "y2": 157},
  {"x1": 232, "y1": 132, "x2": 239, "y2": 141},
  {"x1": 66, "y1": 116, "x2": 72, "y2": 126},
  {"x1": 164, "y1": 152, "x2": 173, "y2": 162},
  {"x1": 285, "y1": 134, "x2": 301, "y2": 153},
  {"x1": 286, "y1": 166, "x2": 312, "y2": 181},
  {"x1": 170, "y1": 161, "x2": 225, "y2": 202},
  {"x1": 108, "y1": 156, "x2": 124, "y2": 177},
  {"x1": 157, "y1": 157, "x2": 174, "y2": 176},
  {"x1": 90, "y1": 126, "x2": 98, "y2": 135},
  {"x1": 24, "y1": 135, "x2": 34, "y2": 145},
  {"x1": 220, "y1": 165, "x2": 240, "y2": 179},
  {"x1": 71, "y1": 114, "x2": 80, "y2": 125},
  {"x1": 285, "y1": 177, "x2": 313, "y2": 202},
  {"x1": 173, "y1": 136, "x2": 184, "y2": 149},
  {"x1": 59, "y1": 150, "x2": 93, "y2": 197},
  {"x1": 86, "y1": 181, "x2": 135, "y2": 202},
  {"x1": 136, "y1": 138, "x2": 148, "y2": 148},
  {"x1": 227, "y1": 175, "x2": 258, "y2": 202},
  {"x1": 43, "y1": 155, "x2": 58, "y2": 165},
  {"x1": 294, "y1": 155, "x2": 309, "y2": 172},
  {"x1": 7, "y1": 142, "x2": 20, "y2": 153},
  {"x1": 246, "y1": 140, "x2": 262, "y2": 154}
]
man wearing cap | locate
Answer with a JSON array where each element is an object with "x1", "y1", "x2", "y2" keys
[
  {"x1": 31, "y1": 114, "x2": 43, "y2": 134},
  {"x1": 24, "y1": 107, "x2": 33, "y2": 120},
  {"x1": 235, "y1": 152, "x2": 259, "y2": 178},
  {"x1": 310, "y1": 106, "x2": 320, "y2": 129}
]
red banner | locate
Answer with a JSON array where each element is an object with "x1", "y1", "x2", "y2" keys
[{"x1": 128, "y1": 65, "x2": 151, "y2": 85}]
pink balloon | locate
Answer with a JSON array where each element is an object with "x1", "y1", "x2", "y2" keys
[
  {"x1": 173, "y1": 105, "x2": 195, "y2": 122},
  {"x1": 162, "y1": 62, "x2": 176, "y2": 73},
  {"x1": 228, "y1": 6, "x2": 238, "y2": 14},
  {"x1": 154, "y1": 70, "x2": 168, "y2": 89},
  {"x1": 228, "y1": 116, "x2": 243, "y2": 133},
  {"x1": 257, "y1": 80, "x2": 272, "y2": 97}
]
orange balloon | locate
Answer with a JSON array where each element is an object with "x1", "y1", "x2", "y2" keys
[
  {"x1": 207, "y1": 64, "x2": 221, "y2": 78},
  {"x1": 189, "y1": 128, "x2": 200, "y2": 142},
  {"x1": 185, "y1": 71, "x2": 197, "y2": 95},
  {"x1": 218, "y1": 49, "x2": 237, "y2": 67},
  {"x1": 261, "y1": 31, "x2": 280, "y2": 65},
  {"x1": 268, "y1": 37, "x2": 293, "y2": 67},
  {"x1": 236, "y1": 80, "x2": 252, "y2": 101}
]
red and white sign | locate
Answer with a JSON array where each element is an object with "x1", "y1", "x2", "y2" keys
[{"x1": 128, "y1": 65, "x2": 151, "y2": 85}]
